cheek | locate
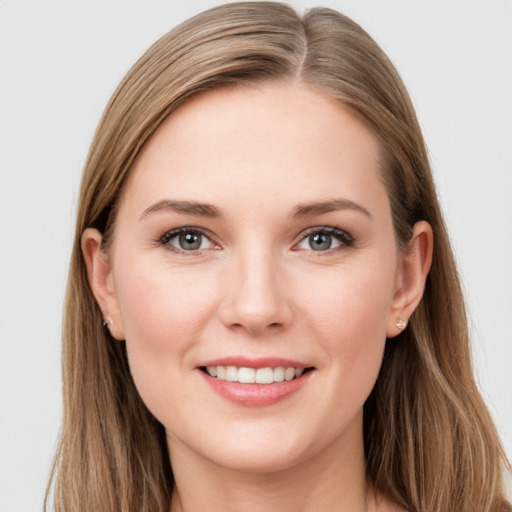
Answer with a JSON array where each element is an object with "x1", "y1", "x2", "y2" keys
[
  {"x1": 115, "y1": 261, "x2": 216, "y2": 352},
  {"x1": 111, "y1": 259, "x2": 219, "y2": 416},
  {"x1": 297, "y1": 258, "x2": 395, "y2": 396},
  {"x1": 301, "y1": 257, "x2": 396, "y2": 341}
]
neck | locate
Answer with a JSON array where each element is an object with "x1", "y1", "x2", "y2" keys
[{"x1": 168, "y1": 414, "x2": 385, "y2": 512}]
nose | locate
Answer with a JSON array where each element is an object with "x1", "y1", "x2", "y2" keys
[{"x1": 218, "y1": 247, "x2": 292, "y2": 334}]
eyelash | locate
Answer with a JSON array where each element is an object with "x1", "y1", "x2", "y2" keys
[
  {"x1": 156, "y1": 226, "x2": 355, "y2": 255},
  {"x1": 296, "y1": 226, "x2": 355, "y2": 253},
  {"x1": 157, "y1": 227, "x2": 218, "y2": 255}
]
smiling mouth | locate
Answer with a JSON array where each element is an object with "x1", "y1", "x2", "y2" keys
[{"x1": 200, "y1": 365, "x2": 313, "y2": 384}]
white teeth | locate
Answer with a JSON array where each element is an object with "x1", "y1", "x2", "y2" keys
[
  {"x1": 225, "y1": 366, "x2": 238, "y2": 382},
  {"x1": 238, "y1": 367, "x2": 256, "y2": 383},
  {"x1": 284, "y1": 367, "x2": 295, "y2": 381},
  {"x1": 206, "y1": 366, "x2": 217, "y2": 377},
  {"x1": 205, "y1": 365, "x2": 307, "y2": 384},
  {"x1": 256, "y1": 367, "x2": 274, "y2": 384},
  {"x1": 273, "y1": 367, "x2": 285, "y2": 382}
]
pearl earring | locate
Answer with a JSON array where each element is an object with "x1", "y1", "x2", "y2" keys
[
  {"x1": 395, "y1": 318, "x2": 407, "y2": 330},
  {"x1": 103, "y1": 317, "x2": 113, "y2": 328}
]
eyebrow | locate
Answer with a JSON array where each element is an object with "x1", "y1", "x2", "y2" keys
[
  {"x1": 291, "y1": 198, "x2": 371, "y2": 218},
  {"x1": 139, "y1": 197, "x2": 370, "y2": 221},
  {"x1": 139, "y1": 200, "x2": 222, "y2": 220}
]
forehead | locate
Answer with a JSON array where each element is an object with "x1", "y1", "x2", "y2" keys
[{"x1": 120, "y1": 81, "x2": 386, "y2": 218}]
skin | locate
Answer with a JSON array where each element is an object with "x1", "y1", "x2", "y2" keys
[{"x1": 83, "y1": 82, "x2": 432, "y2": 512}]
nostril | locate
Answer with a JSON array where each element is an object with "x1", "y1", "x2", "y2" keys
[{"x1": 243, "y1": 321, "x2": 283, "y2": 334}]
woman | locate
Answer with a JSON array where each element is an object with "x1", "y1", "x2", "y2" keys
[{"x1": 45, "y1": 2, "x2": 511, "y2": 511}]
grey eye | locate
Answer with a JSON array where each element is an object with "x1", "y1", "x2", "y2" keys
[
  {"x1": 178, "y1": 232, "x2": 203, "y2": 250},
  {"x1": 166, "y1": 230, "x2": 212, "y2": 251},
  {"x1": 296, "y1": 228, "x2": 352, "y2": 253},
  {"x1": 308, "y1": 233, "x2": 333, "y2": 251}
]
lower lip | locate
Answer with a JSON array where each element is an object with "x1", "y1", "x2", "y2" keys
[{"x1": 200, "y1": 370, "x2": 312, "y2": 407}]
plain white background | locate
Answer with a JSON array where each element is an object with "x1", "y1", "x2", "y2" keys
[{"x1": 0, "y1": 1, "x2": 511, "y2": 510}]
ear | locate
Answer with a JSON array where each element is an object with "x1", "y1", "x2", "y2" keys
[
  {"x1": 387, "y1": 221, "x2": 433, "y2": 338},
  {"x1": 81, "y1": 228, "x2": 125, "y2": 340}
]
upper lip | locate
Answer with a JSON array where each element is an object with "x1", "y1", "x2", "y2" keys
[{"x1": 198, "y1": 356, "x2": 312, "y2": 369}]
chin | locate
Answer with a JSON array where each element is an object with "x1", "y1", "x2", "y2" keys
[
  {"x1": 169, "y1": 412, "x2": 361, "y2": 477},
  {"x1": 205, "y1": 443, "x2": 310, "y2": 475}
]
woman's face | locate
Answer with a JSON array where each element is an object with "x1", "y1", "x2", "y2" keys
[{"x1": 93, "y1": 82, "x2": 415, "y2": 473}]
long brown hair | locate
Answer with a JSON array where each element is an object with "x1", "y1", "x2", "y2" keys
[{"x1": 46, "y1": 2, "x2": 511, "y2": 511}]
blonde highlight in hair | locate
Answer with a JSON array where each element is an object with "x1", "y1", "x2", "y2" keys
[{"x1": 46, "y1": 3, "x2": 511, "y2": 511}]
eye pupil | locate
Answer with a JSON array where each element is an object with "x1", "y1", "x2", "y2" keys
[
  {"x1": 310, "y1": 233, "x2": 331, "y2": 251},
  {"x1": 179, "y1": 232, "x2": 202, "y2": 250}
]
